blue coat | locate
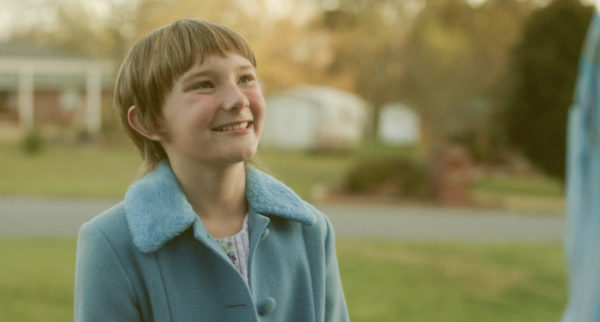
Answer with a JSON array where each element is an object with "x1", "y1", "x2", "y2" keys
[
  {"x1": 74, "y1": 161, "x2": 349, "y2": 321},
  {"x1": 562, "y1": 12, "x2": 600, "y2": 322}
]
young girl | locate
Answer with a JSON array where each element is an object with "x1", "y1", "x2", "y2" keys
[{"x1": 74, "y1": 19, "x2": 349, "y2": 321}]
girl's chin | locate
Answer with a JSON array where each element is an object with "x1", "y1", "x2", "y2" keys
[{"x1": 224, "y1": 149, "x2": 257, "y2": 164}]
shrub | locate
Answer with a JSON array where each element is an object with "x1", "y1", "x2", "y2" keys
[
  {"x1": 21, "y1": 129, "x2": 43, "y2": 154},
  {"x1": 344, "y1": 157, "x2": 430, "y2": 198}
]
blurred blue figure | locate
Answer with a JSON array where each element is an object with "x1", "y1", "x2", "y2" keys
[{"x1": 562, "y1": 10, "x2": 600, "y2": 322}]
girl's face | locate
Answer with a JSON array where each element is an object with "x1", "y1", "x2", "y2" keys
[{"x1": 157, "y1": 53, "x2": 265, "y2": 167}]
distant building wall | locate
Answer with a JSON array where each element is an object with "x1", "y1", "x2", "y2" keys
[
  {"x1": 378, "y1": 103, "x2": 420, "y2": 146},
  {"x1": 261, "y1": 95, "x2": 318, "y2": 149},
  {"x1": 262, "y1": 85, "x2": 368, "y2": 151}
]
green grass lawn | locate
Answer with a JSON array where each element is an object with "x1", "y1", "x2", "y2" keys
[
  {"x1": 0, "y1": 238, "x2": 76, "y2": 322},
  {"x1": 471, "y1": 174, "x2": 565, "y2": 214},
  {"x1": 0, "y1": 238, "x2": 566, "y2": 322},
  {"x1": 0, "y1": 140, "x2": 565, "y2": 212},
  {"x1": 0, "y1": 140, "x2": 413, "y2": 200},
  {"x1": 0, "y1": 142, "x2": 141, "y2": 198},
  {"x1": 340, "y1": 240, "x2": 566, "y2": 322},
  {"x1": 471, "y1": 174, "x2": 564, "y2": 197}
]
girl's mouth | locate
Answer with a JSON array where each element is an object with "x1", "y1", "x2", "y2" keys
[{"x1": 212, "y1": 121, "x2": 252, "y2": 132}]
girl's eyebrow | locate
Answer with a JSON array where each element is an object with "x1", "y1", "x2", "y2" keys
[
  {"x1": 236, "y1": 64, "x2": 255, "y2": 72},
  {"x1": 181, "y1": 70, "x2": 215, "y2": 87}
]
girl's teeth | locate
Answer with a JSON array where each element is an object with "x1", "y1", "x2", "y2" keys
[{"x1": 217, "y1": 122, "x2": 249, "y2": 131}]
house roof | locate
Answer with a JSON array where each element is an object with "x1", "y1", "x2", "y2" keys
[
  {"x1": 0, "y1": 41, "x2": 114, "y2": 91},
  {"x1": 267, "y1": 85, "x2": 369, "y2": 110},
  {"x1": 0, "y1": 41, "x2": 85, "y2": 60},
  {"x1": 0, "y1": 73, "x2": 115, "y2": 91}
]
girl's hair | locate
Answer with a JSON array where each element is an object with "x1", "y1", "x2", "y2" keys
[{"x1": 114, "y1": 19, "x2": 257, "y2": 174}]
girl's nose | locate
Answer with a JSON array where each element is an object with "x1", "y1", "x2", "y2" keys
[{"x1": 222, "y1": 85, "x2": 249, "y2": 111}]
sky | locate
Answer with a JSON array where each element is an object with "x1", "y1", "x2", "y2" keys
[
  {"x1": 0, "y1": 0, "x2": 60, "y2": 38},
  {"x1": 1, "y1": 0, "x2": 599, "y2": 41}
]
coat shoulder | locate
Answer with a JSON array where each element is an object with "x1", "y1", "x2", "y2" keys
[
  {"x1": 78, "y1": 201, "x2": 135, "y2": 253},
  {"x1": 299, "y1": 200, "x2": 335, "y2": 237},
  {"x1": 74, "y1": 202, "x2": 145, "y2": 321}
]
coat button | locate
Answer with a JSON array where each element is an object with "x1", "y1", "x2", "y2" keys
[{"x1": 257, "y1": 297, "x2": 276, "y2": 316}]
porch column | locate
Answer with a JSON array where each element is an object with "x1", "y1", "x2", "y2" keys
[
  {"x1": 85, "y1": 66, "x2": 102, "y2": 133},
  {"x1": 18, "y1": 68, "x2": 34, "y2": 131}
]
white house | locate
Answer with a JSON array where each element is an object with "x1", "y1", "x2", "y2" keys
[
  {"x1": 261, "y1": 85, "x2": 368, "y2": 151},
  {"x1": 0, "y1": 41, "x2": 113, "y2": 135},
  {"x1": 378, "y1": 102, "x2": 420, "y2": 146}
]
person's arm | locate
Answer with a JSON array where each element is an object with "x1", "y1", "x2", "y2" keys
[
  {"x1": 323, "y1": 217, "x2": 350, "y2": 322},
  {"x1": 74, "y1": 223, "x2": 141, "y2": 322}
]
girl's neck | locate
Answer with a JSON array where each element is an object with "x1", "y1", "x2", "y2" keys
[{"x1": 168, "y1": 158, "x2": 248, "y2": 223}]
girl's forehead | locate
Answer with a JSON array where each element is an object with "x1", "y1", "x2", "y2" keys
[
  {"x1": 195, "y1": 52, "x2": 254, "y2": 65},
  {"x1": 187, "y1": 53, "x2": 255, "y2": 72}
]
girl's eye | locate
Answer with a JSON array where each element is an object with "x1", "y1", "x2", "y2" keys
[
  {"x1": 239, "y1": 75, "x2": 254, "y2": 84},
  {"x1": 192, "y1": 81, "x2": 214, "y2": 90}
]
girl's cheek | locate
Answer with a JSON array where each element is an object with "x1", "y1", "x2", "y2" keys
[
  {"x1": 247, "y1": 85, "x2": 264, "y2": 97},
  {"x1": 248, "y1": 90, "x2": 265, "y2": 106}
]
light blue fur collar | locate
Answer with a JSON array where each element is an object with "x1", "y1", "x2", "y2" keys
[{"x1": 124, "y1": 161, "x2": 316, "y2": 253}]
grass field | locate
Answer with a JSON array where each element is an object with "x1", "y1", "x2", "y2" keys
[
  {"x1": 0, "y1": 141, "x2": 565, "y2": 212},
  {"x1": 0, "y1": 238, "x2": 567, "y2": 322},
  {"x1": 0, "y1": 142, "x2": 140, "y2": 198},
  {"x1": 0, "y1": 140, "x2": 415, "y2": 199}
]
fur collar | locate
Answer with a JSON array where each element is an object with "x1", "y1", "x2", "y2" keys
[{"x1": 124, "y1": 161, "x2": 316, "y2": 253}]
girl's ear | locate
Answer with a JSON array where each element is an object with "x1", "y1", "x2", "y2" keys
[{"x1": 127, "y1": 106, "x2": 162, "y2": 141}]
